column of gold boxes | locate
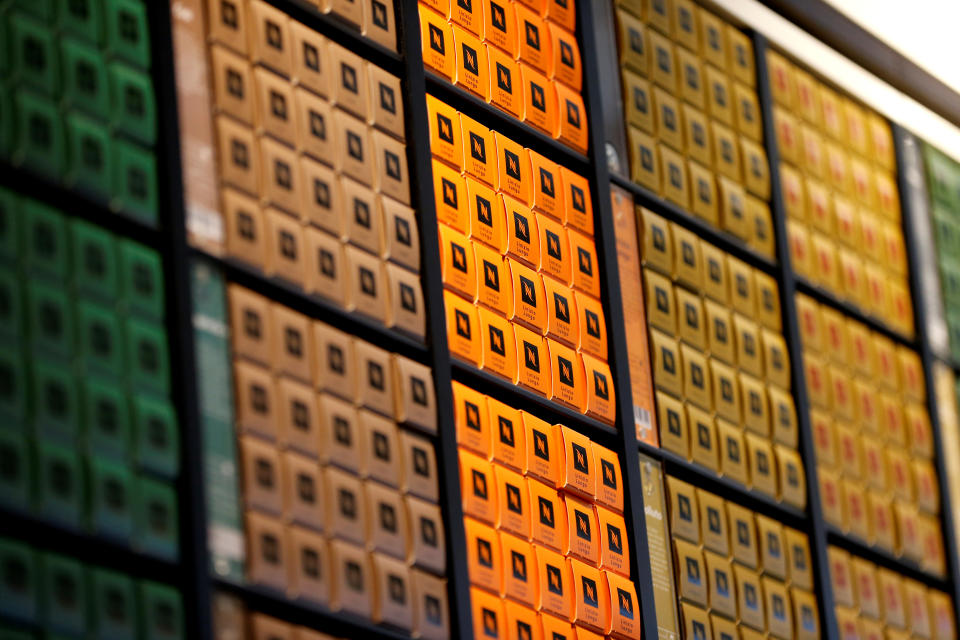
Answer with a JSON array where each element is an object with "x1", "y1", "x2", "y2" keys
[
  {"x1": 294, "y1": 0, "x2": 400, "y2": 51},
  {"x1": 666, "y1": 476, "x2": 819, "y2": 640},
  {"x1": 453, "y1": 382, "x2": 642, "y2": 640},
  {"x1": 227, "y1": 285, "x2": 448, "y2": 637},
  {"x1": 614, "y1": 0, "x2": 775, "y2": 258},
  {"x1": 418, "y1": 0, "x2": 588, "y2": 153},
  {"x1": 827, "y1": 547, "x2": 956, "y2": 640},
  {"x1": 768, "y1": 50, "x2": 913, "y2": 337},
  {"x1": 796, "y1": 294, "x2": 945, "y2": 576},
  {"x1": 206, "y1": 0, "x2": 425, "y2": 338},
  {"x1": 641, "y1": 207, "x2": 805, "y2": 508}
]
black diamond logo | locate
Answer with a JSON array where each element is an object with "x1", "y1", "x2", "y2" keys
[
  {"x1": 525, "y1": 21, "x2": 540, "y2": 49},
  {"x1": 539, "y1": 496, "x2": 554, "y2": 526},
  {"x1": 341, "y1": 63, "x2": 358, "y2": 93},
  {"x1": 524, "y1": 341, "x2": 540, "y2": 372},
  {"x1": 462, "y1": 43, "x2": 479, "y2": 76},
  {"x1": 359, "y1": 266, "x2": 376, "y2": 296},
  {"x1": 483, "y1": 260, "x2": 500, "y2": 291},
  {"x1": 429, "y1": 24, "x2": 445, "y2": 54},
  {"x1": 594, "y1": 371, "x2": 609, "y2": 400},
  {"x1": 470, "y1": 132, "x2": 486, "y2": 162},
  {"x1": 554, "y1": 293, "x2": 570, "y2": 324},
  {"x1": 472, "y1": 468, "x2": 487, "y2": 498},
  {"x1": 489, "y1": 325, "x2": 505, "y2": 356},
  {"x1": 496, "y1": 62, "x2": 512, "y2": 92},
  {"x1": 558, "y1": 355, "x2": 574, "y2": 387},
  {"x1": 456, "y1": 309, "x2": 471, "y2": 339},
  {"x1": 519, "y1": 275, "x2": 537, "y2": 307},
  {"x1": 395, "y1": 217, "x2": 411, "y2": 246}
]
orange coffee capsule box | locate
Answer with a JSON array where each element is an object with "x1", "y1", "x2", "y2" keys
[
  {"x1": 583, "y1": 352, "x2": 616, "y2": 425},
  {"x1": 427, "y1": 94, "x2": 462, "y2": 169},
  {"x1": 440, "y1": 224, "x2": 478, "y2": 301},
  {"x1": 454, "y1": 380, "x2": 491, "y2": 457},
  {"x1": 521, "y1": 63, "x2": 558, "y2": 135},
  {"x1": 535, "y1": 545, "x2": 574, "y2": 619},
  {"x1": 460, "y1": 448, "x2": 498, "y2": 524},
  {"x1": 496, "y1": 463, "x2": 532, "y2": 538},
  {"x1": 461, "y1": 113, "x2": 499, "y2": 187},
  {"x1": 472, "y1": 587, "x2": 506, "y2": 640},
  {"x1": 504, "y1": 599, "x2": 542, "y2": 640},
  {"x1": 529, "y1": 150, "x2": 566, "y2": 221},
  {"x1": 465, "y1": 517, "x2": 502, "y2": 592},
  {"x1": 452, "y1": 25, "x2": 489, "y2": 98},
  {"x1": 420, "y1": 6, "x2": 455, "y2": 81},
  {"x1": 565, "y1": 495, "x2": 600, "y2": 564},
  {"x1": 510, "y1": 260, "x2": 548, "y2": 333},
  {"x1": 479, "y1": 306, "x2": 519, "y2": 383},
  {"x1": 516, "y1": 323, "x2": 551, "y2": 396},
  {"x1": 555, "y1": 83, "x2": 588, "y2": 153},
  {"x1": 568, "y1": 230, "x2": 601, "y2": 298},
  {"x1": 433, "y1": 159, "x2": 469, "y2": 233},
  {"x1": 451, "y1": 0, "x2": 484, "y2": 36},
  {"x1": 570, "y1": 558, "x2": 610, "y2": 632},
  {"x1": 490, "y1": 397, "x2": 527, "y2": 472},
  {"x1": 505, "y1": 195, "x2": 541, "y2": 268},
  {"x1": 500, "y1": 531, "x2": 539, "y2": 606},
  {"x1": 543, "y1": 275, "x2": 580, "y2": 347},
  {"x1": 560, "y1": 425, "x2": 596, "y2": 497},
  {"x1": 498, "y1": 134, "x2": 535, "y2": 205},
  {"x1": 468, "y1": 177, "x2": 508, "y2": 252},
  {"x1": 528, "y1": 475, "x2": 568, "y2": 551},
  {"x1": 605, "y1": 572, "x2": 642, "y2": 639},
  {"x1": 515, "y1": 4, "x2": 552, "y2": 73},
  {"x1": 561, "y1": 167, "x2": 593, "y2": 235},
  {"x1": 484, "y1": 0, "x2": 519, "y2": 56},
  {"x1": 549, "y1": 338, "x2": 586, "y2": 411},
  {"x1": 538, "y1": 213, "x2": 573, "y2": 284},
  {"x1": 597, "y1": 505, "x2": 630, "y2": 576},
  {"x1": 593, "y1": 445, "x2": 624, "y2": 512},
  {"x1": 445, "y1": 290, "x2": 482, "y2": 365},
  {"x1": 576, "y1": 291, "x2": 607, "y2": 359},
  {"x1": 475, "y1": 242, "x2": 514, "y2": 316},
  {"x1": 525, "y1": 413, "x2": 562, "y2": 485},
  {"x1": 488, "y1": 43, "x2": 523, "y2": 117}
]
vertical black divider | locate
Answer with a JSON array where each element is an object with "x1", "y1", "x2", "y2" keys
[
  {"x1": 578, "y1": 2, "x2": 665, "y2": 639},
  {"x1": 752, "y1": 32, "x2": 838, "y2": 640},
  {"x1": 150, "y1": 1, "x2": 215, "y2": 637},
  {"x1": 894, "y1": 124, "x2": 960, "y2": 617},
  {"x1": 395, "y1": 3, "x2": 475, "y2": 638}
]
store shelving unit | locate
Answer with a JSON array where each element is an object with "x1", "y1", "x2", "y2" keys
[{"x1": 6, "y1": 1, "x2": 960, "y2": 639}]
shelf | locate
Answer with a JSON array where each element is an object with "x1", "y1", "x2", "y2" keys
[
  {"x1": 609, "y1": 174, "x2": 779, "y2": 276},
  {"x1": 196, "y1": 249, "x2": 431, "y2": 365},
  {"x1": 450, "y1": 361, "x2": 620, "y2": 444},
  {"x1": 825, "y1": 527, "x2": 951, "y2": 591},
  {"x1": 794, "y1": 278, "x2": 916, "y2": 349},
  {"x1": 1, "y1": 506, "x2": 182, "y2": 586},
  {"x1": 215, "y1": 578, "x2": 413, "y2": 640},
  {"x1": 0, "y1": 160, "x2": 162, "y2": 250},
  {"x1": 425, "y1": 73, "x2": 591, "y2": 174},
  {"x1": 267, "y1": 0, "x2": 403, "y2": 75},
  {"x1": 637, "y1": 442, "x2": 808, "y2": 530}
]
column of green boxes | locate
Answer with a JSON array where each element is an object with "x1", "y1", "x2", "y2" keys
[
  {"x1": 0, "y1": 189, "x2": 180, "y2": 561},
  {"x1": 0, "y1": 0, "x2": 158, "y2": 225}
]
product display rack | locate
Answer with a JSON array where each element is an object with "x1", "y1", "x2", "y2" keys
[{"x1": 5, "y1": 1, "x2": 960, "y2": 639}]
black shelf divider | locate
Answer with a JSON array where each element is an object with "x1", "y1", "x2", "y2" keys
[
  {"x1": 894, "y1": 124, "x2": 960, "y2": 619},
  {"x1": 609, "y1": 172, "x2": 779, "y2": 276},
  {"x1": 152, "y1": 0, "x2": 216, "y2": 637},
  {"x1": 579, "y1": 3, "x2": 661, "y2": 640},
  {"x1": 753, "y1": 32, "x2": 840, "y2": 640},
  {"x1": 794, "y1": 277, "x2": 917, "y2": 349},
  {"x1": 397, "y1": 4, "x2": 475, "y2": 638},
  {"x1": 198, "y1": 249, "x2": 431, "y2": 364},
  {"x1": 424, "y1": 72, "x2": 591, "y2": 173}
]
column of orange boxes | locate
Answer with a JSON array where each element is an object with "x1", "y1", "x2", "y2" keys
[
  {"x1": 767, "y1": 50, "x2": 913, "y2": 338},
  {"x1": 613, "y1": 0, "x2": 775, "y2": 258},
  {"x1": 418, "y1": 0, "x2": 588, "y2": 153},
  {"x1": 640, "y1": 206, "x2": 805, "y2": 508},
  {"x1": 828, "y1": 547, "x2": 956, "y2": 640},
  {"x1": 453, "y1": 382, "x2": 642, "y2": 640},
  {"x1": 666, "y1": 476, "x2": 819, "y2": 640},
  {"x1": 428, "y1": 95, "x2": 617, "y2": 425},
  {"x1": 796, "y1": 295, "x2": 946, "y2": 577},
  {"x1": 227, "y1": 285, "x2": 450, "y2": 638},
  {"x1": 204, "y1": 0, "x2": 425, "y2": 339}
]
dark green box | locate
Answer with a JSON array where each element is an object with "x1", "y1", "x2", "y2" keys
[
  {"x1": 10, "y1": 12, "x2": 59, "y2": 95},
  {"x1": 83, "y1": 377, "x2": 130, "y2": 459},
  {"x1": 39, "y1": 553, "x2": 86, "y2": 635},
  {"x1": 90, "y1": 568, "x2": 136, "y2": 640},
  {"x1": 61, "y1": 38, "x2": 110, "y2": 116},
  {"x1": 58, "y1": 0, "x2": 104, "y2": 44},
  {"x1": 105, "y1": 0, "x2": 149, "y2": 69},
  {"x1": 87, "y1": 458, "x2": 133, "y2": 542},
  {"x1": 77, "y1": 301, "x2": 124, "y2": 378},
  {"x1": 0, "y1": 349, "x2": 27, "y2": 424},
  {"x1": 124, "y1": 319, "x2": 168, "y2": 395},
  {"x1": 66, "y1": 112, "x2": 112, "y2": 200},
  {"x1": 134, "y1": 476, "x2": 178, "y2": 560},
  {"x1": 0, "y1": 430, "x2": 31, "y2": 511},
  {"x1": 138, "y1": 582, "x2": 183, "y2": 640},
  {"x1": 11, "y1": 0, "x2": 56, "y2": 21},
  {"x1": 71, "y1": 219, "x2": 118, "y2": 301},
  {"x1": 0, "y1": 81, "x2": 10, "y2": 159},
  {"x1": 0, "y1": 538, "x2": 37, "y2": 624},
  {"x1": 112, "y1": 140, "x2": 157, "y2": 225},
  {"x1": 119, "y1": 239, "x2": 162, "y2": 319},
  {"x1": 132, "y1": 396, "x2": 177, "y2": 479},
  {"x1": 0, "y1": 271, "x2": 23, "y2": 341},
  {"x1": 0, "y1": 626, "x2": 34, "y2": 640},
  {"x1": 15, "y1": 91, "x2": 64, "y2": 178},
  {"x1": 22, "y1": 200, "x2": 67, "y2": 280},
  {"x1": 109, "y1": 63, "x2": 155, "y2": 145},
  {"x1": 27, "y1": 284, "x2": 73, "y2": 358},
  {"x1": 35, "y1": 441, "x2": 83, "y2": 527},
  {"x1": 0, "y1": 188, "x2": 19, "y2": 263},
  {"x1": 31, "y1": 362, "x2": 78, "y2": 442}
]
